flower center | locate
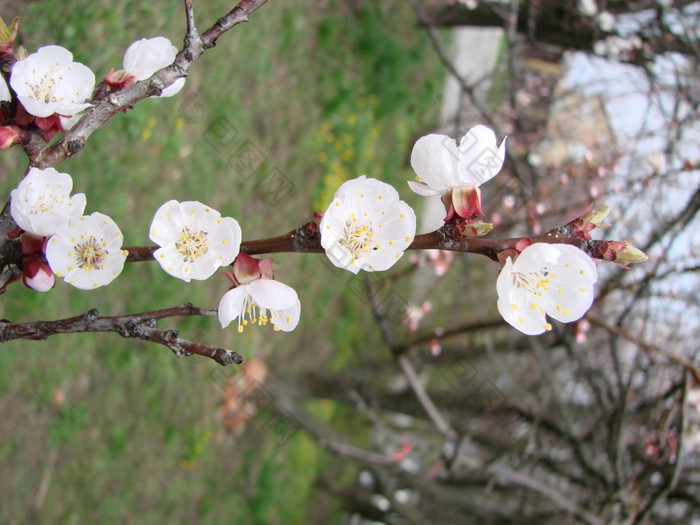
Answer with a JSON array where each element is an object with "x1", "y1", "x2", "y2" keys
[
  {"x1": 340, "y1": 218, "x2": 377, "y2": 262},
  {"x1": 28, "y1": 69, "x2": 62, "y2": 104},
  {"x1": 512, "y1": 269, "x2": 552, "y2": 295},
  {"x1": 33, "y1": 192, "x2": 65, "y2": 214},
  {"x1": 176, "y1": 226, "x2": 208, "y2": 263},
  {"x1": 74, "y1": 237, "x2": 106, "y2": 270}
]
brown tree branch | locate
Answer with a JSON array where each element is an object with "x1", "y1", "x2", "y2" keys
[{"x1": 0, "y1": 304, "x2": 243, "y2": 366}]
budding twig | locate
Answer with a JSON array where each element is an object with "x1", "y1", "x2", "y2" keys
[{"x1": 121, "y1": 208, "x2": 631, "y2": 264}]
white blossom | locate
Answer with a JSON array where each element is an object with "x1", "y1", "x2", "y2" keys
[
  {"x1": 497, "y1": 243, "x2": 598, "y2": 335},
  {"x1": 10, "y1": 45, "x2": 95, "y2": 118},
  {"x1": 320, "y1": 176, "x2": 416, "y2": 274},
  {"x1": 409, "y1": 125, "x2": 506, "y2": 196},
  {"x1": 46, "y1": 212, "x2": 128, "y2": 290},
  {"x1": 218, "y1": 278, "x2": 301, "y2": 333},
  {"x1": 123, "y1": 37, "x2": 185, "y2": 97},
  {"x1": 149, "y1": 200, "x2": 241, "y2": 282},
  {"x1": 10, "y1": 167, "x2": 86, "y2": 237}
]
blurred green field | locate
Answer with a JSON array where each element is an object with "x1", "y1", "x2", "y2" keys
[{"x1": 0, "y1": 0, "x2": 446, "y2": 522}]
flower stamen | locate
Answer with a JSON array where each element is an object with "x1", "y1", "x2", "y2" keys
[
  {"x1": 175, "y1": 226, "x2": 208, "y2": 263},
  {"x1": 74, "y1": 237, "x2": 106, "y2": 270}
]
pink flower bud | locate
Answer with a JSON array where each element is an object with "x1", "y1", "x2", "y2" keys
[
  {"x1": 0, "y1": 126, "x2": 20, "y2": 149},
  {"x1": 22, "y1": 258, "x2": 55, "y2": 292}
]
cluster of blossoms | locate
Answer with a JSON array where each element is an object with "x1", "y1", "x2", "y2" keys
[
  {"x1": 147, "y1": 200, "x2": 300, "y2": 332},
  {"x1": 405, "y1": 125, "x2": 601, "y2": 335},
  {"x1": 1, "y1": 31, "x2": 638, "y2": 340},
  {"x1": 311, "y1": 124, "x2": 608, "y2": 336},
  {"x1": 10, "y1": 170, "x2": 301, "y2": 333},
  {"x1": 0, "y1": 36, "x2": 184, "y2": 146},
  {"x1": 5, "y1": 36, "x2": 188, "y2": 287},
  {"x1": 4, "y1": 35, "x2": 301, "y2": 336},
  {"x1": 10, "y1": 167, "x2": 127, "y2": 291}
]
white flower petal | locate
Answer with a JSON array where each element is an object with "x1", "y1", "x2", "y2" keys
[
  {"x1": 271, "y1": 300, "x2": 301, "y2": 332},
  {"x1": 409, "y1": 134, "x2": 460, "y2": 194},
  {"x1": 497, "y1": 278, "x2": 549, "y2": 335},
  {"x1": 248, "y1": 279, "x2": 299, "y2": 311},
  {"x1": 123, "y1": 37, "x2": 184, "y2": 98},
  {"x1": 407, "y1": 180, "x2": 441, "y2": 196},
  {"x1": 542, "y1": 280, "x2": 594, "y2": 323},
  {"x1": 218, "y1": 286, "x2": 250, "y2": 329},
  {"x1": 153, "y1": 245, "x2": 190, "y2": 281},
  {"x1": 149, "y1": 199, "x2": 185, "y2": 245},
  {"x1": 0, "y1": 75, "x2": 10, "y2": 102},
  {"x1": 457, "y1": 124, "x2": 506, "y2": 186},
  {"x1": 10, "y1": 167, "x2": 86, "y2": 237}
]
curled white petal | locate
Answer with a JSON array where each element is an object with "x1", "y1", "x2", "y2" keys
[
  {"x1": 409, "y1": 134, "x2": 459, "y2": 194},
  {"x1": 496, "y1": 243, "x2": 598, "y2": 335},
  {"x1": 10, "y1": 45, "x2": 95, "y2": 118},
  {"x1": 320, "y1": 176, "x2": 416, "y2": 273},
  {"x1": 457, "y1": 124, "x2": 507, "y2": 186},
  {"x1": 123, "y1": 37, "x2": 185, "y2": 97},
  {"x1": 149, "y1": 200, "x2": 241, "y2": 282},
  {"x1": 10, "y1": 167, "x2": 86, "y2": 237},
  {"x1": 46, "y1": 212, "x2": 127, "y2": 290}
]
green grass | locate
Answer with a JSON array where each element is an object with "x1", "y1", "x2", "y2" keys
[{"x1": 0, "y1": 0, "x2": 446, "y2": 522}]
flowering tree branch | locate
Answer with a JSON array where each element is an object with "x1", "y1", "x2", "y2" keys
[
  {"x1": 0, "y1": 303, "x2": 242, "y2": 366},
  {"x1": 27, "y1": 0, "x2": 269, "y2": 169},
  {"x1": 118, "y1": 207, "x2": 638, "y2": 265},
  {"x1": 0, "y1": 0, "x2": 648, "y2": 364}
]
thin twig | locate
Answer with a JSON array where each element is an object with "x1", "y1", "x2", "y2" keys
[
  {"x1": 587, "y1": 313, "x2": 700, "y2": 382},
  {"x1": 363, "y1": 276, "x2": 457, "y2": 441},
  {"x1": 491, "y1": 466, "x2": 605, "y2": 525}
]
